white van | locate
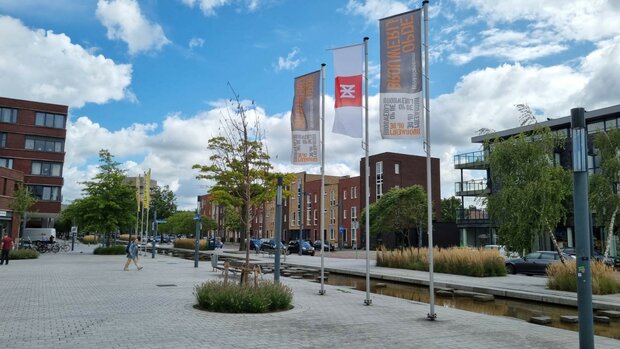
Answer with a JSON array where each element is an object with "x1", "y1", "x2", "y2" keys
[{"x1": 23, "y1": 228, "x2": 56, "y2": 242}]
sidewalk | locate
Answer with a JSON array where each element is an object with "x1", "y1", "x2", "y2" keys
[{"x1": 0, "y1": 247, "x2": 617, "y2": 348}]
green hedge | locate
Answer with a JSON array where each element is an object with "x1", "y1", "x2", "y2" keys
[
  {"x1": 194, "y1": 281, "x2": 293, "y2": 313},
  {"x1": 94, "y1": 245, "x2": 127, "y2": 255},
  {"x1": 9, "y1": 249, "x2": 39, "y2": 259}
]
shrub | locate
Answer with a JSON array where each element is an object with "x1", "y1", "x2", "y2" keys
[
  {"x1": 377, "y1": 247, "x2": 506, "y2": 277},
  {"x1": 82, "y1": 235, "x2": 99, "y2": 244},
  {"x1": 547, "y1": 260, "x2": 620, "y2": 294},
  {"x1": 10, "y1": 249, "x2": 39, "y2": 259},
  {"x1": 194, "y1": 280, "x2": 293, "y2": 313},
  {"x1": 174, "y1": 238, "x2": 207, "y2": 250},
  {"x1": 94, "y1": 245, "x2": 127, "y2": 255}
]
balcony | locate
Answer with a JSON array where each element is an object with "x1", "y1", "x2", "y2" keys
[
  {"x1": 454, "y1": 150, "x2": 488, "y2": 169},
  {"x1": 455, "y1": 179, "x2": 489, "y2": 196},
  {"x1": 456, "y1": 208, "x2": 490, "y2": 227}
]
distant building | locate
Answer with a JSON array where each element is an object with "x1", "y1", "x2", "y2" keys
[{"x1": 0, "y1": 97, "x2": 68, "y2": 239}]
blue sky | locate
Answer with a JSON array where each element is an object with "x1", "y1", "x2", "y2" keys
[{"x1": 1, "y1": 0, "x2": 620, "y2": 210}]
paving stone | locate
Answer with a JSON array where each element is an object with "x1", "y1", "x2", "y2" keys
[
  {"x1": 560, "y1": 316, "x2": 579, "y2": 323},
  {"x1": 436, "y1": 290, "x2": 453, "y2": 297},
  {"x1": 597, "y1": 310, "x2": 620, "y2": 318},
  {"x1": 594, "y1": 316, "x2": 611, "y2": 324},
  {"x1": 473, "y1": 294, "x2": 495, "y2": 302},
  {"x1": 530, "y1": 316, "x2": 552, "y2": 325}
]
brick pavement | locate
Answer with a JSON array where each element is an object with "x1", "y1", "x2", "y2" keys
[{"x1": 0, "y1": 244, "x2": 618, "y2": 349}]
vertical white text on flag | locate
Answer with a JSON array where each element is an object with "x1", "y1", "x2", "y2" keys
[{"x1": 332, "y1": 44, "x2": 363, "y2": 138}]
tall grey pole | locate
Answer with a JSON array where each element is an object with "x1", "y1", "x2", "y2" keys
[
  {"x1": 194, "y1": 212, "x2": 200, "y2": 268},
  {"x1": 152, "y1": 209, "x2": 157, "y2": 258},
  {"x1": 423, "y1": 0, "x2": 436, "y2": 321},
  {"x1": 274, "y1": 176, "x2": 283, "y2": 284},
  {"x1": 363, "y1": 36, "x2": 372, "y2": 306},
  {"x1": 571, "y1": 107, "x2": 594, "y2": 348},
  {"x1": 319, "y1": 63, "x2": 326, "y2": 295}
]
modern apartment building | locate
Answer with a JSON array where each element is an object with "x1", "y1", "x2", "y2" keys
[
  {"x1": 454, "y1": 104, "x2": 620, "y2": 254},
  {"x1": 0, "y1": 97, "x2": 68, "y2": 239}
]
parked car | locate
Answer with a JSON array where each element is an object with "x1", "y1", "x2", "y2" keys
[
  {"x1": 562, "y1": 248, "x2": 619, "y2": 267},
  {"x1": 209, "y1": 237, "x2": 224, "y2": 249},
  {"x1": 505, "y1": 251, "x2": 570, "y2": 275},
  {"x1": 483, "y1": 245, "x2": 519, "y2": 259},
  {"x1": 287, "y1": 240, "x2": 315, "y2": 256},
  {"x1": 249, "y1": 238, "x2": 262, "y2": 251},
  {"x1": 260, "y1": 239, "x2": 287, "y2": 254},
  {"x1": 313, "y1": 240, "x2": 335, "y2": 252}
]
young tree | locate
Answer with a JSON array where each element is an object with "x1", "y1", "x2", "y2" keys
[
  {"x1": 78, "y1": 150, "x2": 137, "y2": 246},
  {"x1": 486, "y1": 105, "x2": 572, "y2": 259},
  {"x1": 589, "y1": 128, "x2": 620, "y2": 257},
  {"x1": 440, "y1": 196, "x2": 462, "y2": 223},
  {"x1": 363, "y1": 185, "x2": 428, "y2": 247},
  {"x1": 151, "y1": 185, "x2": 177, "y2": 219},
  {"x1": 9, "y1": 183, "x2": 36, "y2": 242}
]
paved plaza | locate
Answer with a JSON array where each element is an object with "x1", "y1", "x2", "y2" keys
[{"x1": 0, "y1": 243, "x2": 619, "y2": 349}]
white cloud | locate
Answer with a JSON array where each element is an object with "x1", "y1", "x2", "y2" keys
[
  {"x1": 189, "y1": 37, "x2": 205, "y2": 49},
  {"x1": 273, "y1": 47, "x2": 301, "y2": 72},
  {"x1": 345, "y1": 0, "x2": 414, "y2": 23},
  {"x1": 0, "y1": 16, "x2": 132, "y2": 108},
  {"x1": 96, "y1": 0, "x2": 170, "y2": 55},
  {"x1": 182, "y1": 0, "x2": 262, "y2": 16}
]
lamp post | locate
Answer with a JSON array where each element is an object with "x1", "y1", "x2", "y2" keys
[
  {"x1": 193, "y1": 212, "x2": 201, "y2": 268},
  {"x1": 274, "y1": 176, "x2": 283, "y2": 284},
  {"x1": 571, "y1": 107, "x2": 594, "y2": 348}
]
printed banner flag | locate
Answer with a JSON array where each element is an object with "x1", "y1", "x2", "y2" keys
[
  {"x1": 143, "y1": 169, "x2": 151, "y2": 208},
  {"x1": 333, "y1": 44, "x2": 363, "y2": 138},
  {"x1": 291, "y1": 70, "x2": 321, "y2": 164},
  {"x1": 379, "y1": 9, "x2": 423, "y2": 139},
  {"x1": 135, "y1": 175, "x2": 141, "y2": 212}
]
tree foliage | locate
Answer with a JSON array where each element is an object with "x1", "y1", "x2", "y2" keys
[
  {"x1": 486, "y1": 105, "x2": 572, "y2": 256},
  {"x1": 440, "y1": 196, "x2": 462, "y2": 223},
  {"x1": 158, "y1": 211, "x2": 216, "y2": 236},
  {"x1": 151, "y1": 185, "x2": 177, "y2": 219},
  {"x1": 363, "y1": 185, "x2": 428, "y2": 246},
  {"x1": 9, "y1": 183, "x2": 37, "y2": 238},
  {"x1": 63, "y1": 150, "x2": 136, "y2": 245},
  {"x1": 589, "y1": 129, "x2": 620, "y2": 257}
]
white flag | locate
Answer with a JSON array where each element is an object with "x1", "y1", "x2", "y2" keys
[{"x1": 333, "y1": 44, "x2": 363, "y2": 138}]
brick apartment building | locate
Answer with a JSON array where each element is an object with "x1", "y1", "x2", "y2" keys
[{"x1": 0, "y1": 97, "x2": 68, "y2": 240}]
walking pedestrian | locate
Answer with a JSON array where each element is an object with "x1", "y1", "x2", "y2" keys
[
  {"x1": 1, "y1": 233, "x2": 13, "y2": 265},
  {"x1": 123, "y1": 238, "x2": 143, "y2": 271}
]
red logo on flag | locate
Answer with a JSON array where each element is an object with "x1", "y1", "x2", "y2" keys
[{"x1": 335, "y1": 75, "x2": 362, "y2": 108}]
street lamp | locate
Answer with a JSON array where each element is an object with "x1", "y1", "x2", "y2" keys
[{"x1": 571, "y1": 107, "x2": 594, "y2": 348}]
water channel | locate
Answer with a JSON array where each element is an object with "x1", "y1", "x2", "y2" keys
[{"x1": 305, "y1": 272, "x2": 620, "y2": 339}]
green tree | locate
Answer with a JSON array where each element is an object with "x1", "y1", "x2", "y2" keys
[
  {"x1": 589, "y1": 128, "x2": 620, "y2": 257},
  {"x1": 161, "y1": 211, "x2": 216, "y2": 236},
  {"x1": 77, "y1": 150, "x2": 137, "y2": 246},
  {"x1": 151, "y1": 185, "x2": 177, "y2": 219},
  {"x1": 9, "y1": 183, "x2": 36, "y2": 242},
  {"x1": 485, "y1": 105, "x2": 572, "y2": 258},
  {"x1": 363, "y1": 185, "x2": 428, "y2": 247},
  {"x1": 440, "y1": 196, "x2": 462, "y2": 223}
]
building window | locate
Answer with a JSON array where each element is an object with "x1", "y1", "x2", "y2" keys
[
  {"x1": 292, "y1": 212, "x2": 297, "y2": 226},
  {"x1": 25, "y1": 136, "x2": 64, "y2": 153},
  {"x1": 343, "y1": 190, "x2": 347, "y2": 200},
  {"x1": 0, "y1": 107, "x2": 17, "y2": 123},
  {"x1": 351, "y1": 206, "x2": 357, "y2": 242},
  {"x1": 31, "y1": 161, "x2": 62, "y2": 177},
  {"x1": 330, "y1": 208, "x2": 336, "y2": 225},
  {"x1": 395, "y1": 163, "x2": 400, "y2": 174},
  {"x1": 314, "y1": 193, "x2": 317, "y2": 203},
  {"x1": 35, "y1": 112, "x2": 66, "y2": 129},
  {"x1": 0, "y1": 158, "x2": 13, "y2": 169},
  {"x1": 313, "y1": 209, "x2": 317, "y2": 225},
  {"x1": 587, "y1": 121, "x2": 605, "y2": 134},
  {"x1": 28, "y1": 185, "x2": 61, "y2": 201},
  {"x1": 343, "y1": 208, "x2": 347, "y2": 219},
  {"x1": 330, "y1": 228, "x2": 335, "y2": 240},
  {"x1": 0, "y1": 133, "x2": 6, "y2": 148},
  {"x1": 376, "y1": 161, "x2": 384, "y2": 200}
]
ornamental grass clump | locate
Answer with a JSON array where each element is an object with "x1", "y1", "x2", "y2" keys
[
  {"x1": 174, "y1": 238, "x2": 207, "y2": 250},
  {"x1": 377, "y1": 247, "x2": 506, "y2": 277},
  {"x1": 9, "y1": 249, "x2": 39, "y2": 259},
  {"x1": 547, "y1": 260, "x2": 620, "y2": 294},
  {"x1": 82, "y1": 235, "x2": 99, "y2": 244},
  {"x1": 194, "y1": 280, "x2": 293, "y2": 313}
]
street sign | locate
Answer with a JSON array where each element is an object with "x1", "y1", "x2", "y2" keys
[
  {"x1": 156, "y1": 220, "x2": 167, "y2": 224},
  {"x1": 193, "y1": 214, "x2": 201, "y2": 220},
  {"x1": 339, "y1": 226, "x2": 345, "y2": 234}
]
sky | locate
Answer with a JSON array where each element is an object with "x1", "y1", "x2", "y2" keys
[{"x1": 1, "y1": 0, "x2": 620, "y2": 210}]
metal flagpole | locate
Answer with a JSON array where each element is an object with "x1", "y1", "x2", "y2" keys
[
  {"x1": 423, "y1": 0, "x2": 436, "y2": 320},
  {"x1": 140, "y1": 189, "x2": 145, "y2": 256},
  {"x1": 319, "y1": 63, "x2": 326, "y2": 295},
  {"x1": 363, "y1": 37, "x2": 371, "y2": 306}
]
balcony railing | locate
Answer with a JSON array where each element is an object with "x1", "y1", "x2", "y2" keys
[
  {"x1": 454, "y1": 150, "x2": 488, "y2": 169},
  {"x1": 456, "y1": 208, "x2": 489, "y2": 224},
  {"x1": 455, "y1": 179, "x2": 489, "y2": 196}
]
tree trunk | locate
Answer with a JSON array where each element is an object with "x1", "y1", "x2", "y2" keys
[
  {"x1": 604, "y1": 205, "x2": 618, "y2": 258},
  {"x1": 549, "y1": 229, "x2": 566, "y2": 263}
]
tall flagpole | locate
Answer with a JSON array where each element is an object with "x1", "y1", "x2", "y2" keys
[
  {"x1": 423, "y1": 0, "x2": 436, "y2": 320},
  {"x1": 363, "y1": 36, "x2": 371, "y2": 306},
  {"x1": 319, "y1": 63, "x2": 326, "y2": 295}
]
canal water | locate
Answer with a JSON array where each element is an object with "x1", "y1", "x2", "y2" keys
[{"x1": 317, "y1": 273, "x2": 620, "y2": 339}]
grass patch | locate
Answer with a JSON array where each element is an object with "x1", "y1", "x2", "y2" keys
[
  {"x1": 194, "y1": 280, "x2": 293, "y2": 313},
  {"x1": 93, "y1": 245, "x2": 127, "y2": 255},
  {"x1": 547, "y1": 260, "x2": 620, "y2": 294},
  {"x1": 377, "y1": 247, "x2": 506, "y2": 277},
  {"x1": 174, "y1": 238, "x2": 207, "y2": 250},
  {"x1": 10, "y1": 249, "x2": 39, "y2": 259}
]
